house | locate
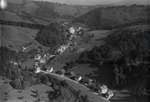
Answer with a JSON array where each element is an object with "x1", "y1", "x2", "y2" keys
[
  {"x1": 70, "y1": 71, "x2": 76, "y2": 77},
  {"x1": 57, "y1": 43, "x2": 71, "y2": 54},
  {"x1": 61, "y1": 69, "x2": 66, "y2": 74},
  {"x1": 22, "y1": 47, "x2": 26, "y2": 52},
  {"x1": 49, "y1": 54, "x2": 56, "y2": 58},
  {"x1": 57, "y1": 45, "x2": 66, "y2": 54},
  {"x1": 10, "y1": 61, "x2": 18, "y2": 66},
  {"x1": 98, "y1": 84, "x2": 108, "y2": 94},
  {"x1": 46, "y1": 67, "x2": 54, "y2": 73},
  {"x1": 88, "y1": 79, "x2": 94, "y2": 86},
  {"x1": 35, "y1": 62, "x2": 39, "y2": 66},
  {"x1": 82, "y1": 78, "x2": 94, "y2": 86},
  {"x1": 76, "y1": 27, "x2": 83, "y2": 35},
  {"x1": 69, "y1": 26, "x2": 75, "y2": 34},
  {"x1": 34, "y1": 54, "x2": 41, "y2": 60},
  {"x1": 75, "y1": 75, "x2": 82, "y2": 82},
  {"x1": 40, "y1": 58, "x2": 46, "y2": 64},
  {"x1": 35, "y1": 66, "x2": 41, "y2": 73},
  {"x1": 105, "y1": 90, "x2": 114, "y2": 100}
]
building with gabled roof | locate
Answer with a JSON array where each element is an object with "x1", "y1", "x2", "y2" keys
[
  {"x1": 98, "y1": 84, "x2": 108, "y2": 94},
  {"x1": 105, "y1": 90, "x2": 114, "y2": 100},
  {"x1": 75, "y1": 75, "x2": 83, "y2": 82}
]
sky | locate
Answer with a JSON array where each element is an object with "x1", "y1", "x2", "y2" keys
[{"x1": 34, "y1": 0, "x2": 124, "y2": 5}]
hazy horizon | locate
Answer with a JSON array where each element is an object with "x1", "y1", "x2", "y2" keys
[{"x1": 34, "y1": 0, "x2": 150, "y2": 5}]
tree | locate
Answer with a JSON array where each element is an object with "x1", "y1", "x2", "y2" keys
[{"x1": 113, "y1": 64, "x2": 119, "y2": 85}]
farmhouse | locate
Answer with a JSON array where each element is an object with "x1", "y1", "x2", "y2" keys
[
  {"x1": 57, "y1": 45, "x2": 66, "y2": 54},
  {"x1": 46, "y1": 67, "x2": 54, "y2": 73},
  {"x1": 35, "y1": 66, "x2": 41, "y2": 73},
  {"x1": 105, "y1": 90, "x2": 114, "y2": 100},
  {"x1": 56, "y1": 43, "x2": 71, "y2": 54},
  {"x1": 75, "y1": 75, "x2": 83, "y2": 82},
  {"x1": 34, "y1": 54, "x2": 41, "y2": 60},
  {"x1": 69, "y1": 26, "x2": 75, "y2": 34},
  {"x1": 61, "y1": 69, "x2": 66, "y2": 74},
  {"x1": 98, "y1": 84, "x2": 108, "y2": 94}
]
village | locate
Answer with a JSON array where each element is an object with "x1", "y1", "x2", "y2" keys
[
  {"x1": 30, "y1": 24, "x2": 114, "y2": 101},
  {"x1": 7, "y1": 21, "x2": 114, "y2": 102}
]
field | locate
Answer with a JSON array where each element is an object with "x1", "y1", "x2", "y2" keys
[
  {"x1": 0, "y1": 25, "x2": 50, "y2": 52},
  {"x1": 0, "y1": 25, "x2": 38, "y2": 50},
  {"x1": 0, "y1": 76, "x2": 53, "y2": 102},
  {"x1": 0, "y1": 11, "x2": 32, "y2": 23}
]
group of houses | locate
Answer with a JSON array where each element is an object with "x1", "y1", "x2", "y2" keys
[
  {"x1": 33, "y1": 25, "x2": 114, "y2": 100},
  {"x1": 55, "y1": 26, "x2": 84, "y2": 55},
  {"x1": 55, "y1": 68, "x2": 114, "y2": 100},
  {"x1": 33, "y1": 55, "x2": 114, "y2": 101},
  {"x1": 34, "y1": 53, "x2": 56, "y2": 73}
]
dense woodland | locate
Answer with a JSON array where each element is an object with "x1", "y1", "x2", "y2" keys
[
  {"x1": 0, "y1": 46, "x2": 28, "y2": 79},
  {"x1": 77, "y1": 27, "x2": 150, "y2": 89},
  {"x1": 73, "y1": 5, "x2": 150, "y2": 30},
  {"x1": 35, "y1": 23, "x2": 66, "y2": 47}
]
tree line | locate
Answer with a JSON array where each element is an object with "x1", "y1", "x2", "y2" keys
[{"x1": 0, "y1": 19, "x2": 45, "y2": 29}]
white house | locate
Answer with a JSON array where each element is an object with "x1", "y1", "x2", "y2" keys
[
  {"x1": 35, "y1": 66, "x2": 41, "y2": 73},
  {"x1": 46, "y1": 67, "x2": 54, "y2": 73},
  {"x1": 57, "y1": 45, "x2": 66, "y2": 54},
  {"x1": 49, "y1": 55, "x2": 56, "y2": 58},
  {"x1": 22, "y1": 47, "x2": 26, "y2": 52},
  {"x1": 57, "y1": 43, "x2": 71, "y2": 54},
  {"x1": 40, "y1": 58, "x2": 46, "y2": 64},
  {"x1": 35, "y1": 62, "x2": 39, "y2": 66},
  {"x1": 75, "y1": 75, "x2": 82, "y2": 82},
  {"x1": 106, "y1": 90, "x2": 114, "y2": 100},
  {"x1": 69, "y1": 27, "x2": 75, "y2": 34},
  {"x1": 98, "y1": 84, "x2": 108, "y2": 94},
  {"x1": 10, "y1": 61, "x2": 18, "y2": 66}
]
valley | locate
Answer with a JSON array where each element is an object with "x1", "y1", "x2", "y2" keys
[{"x1": 0, "y1": 0, "x2": 150, "y2": 102}]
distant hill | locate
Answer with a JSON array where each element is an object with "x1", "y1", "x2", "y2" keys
[
  {"x1": 73, "y1": 5, "x2": 150, "y2": 30},
  {"x1": 3, "y1": 0, "x2": 107, "y2": 22},
  {"x1": 115, "y1": 0, "x2": 150, "y2": 6}
]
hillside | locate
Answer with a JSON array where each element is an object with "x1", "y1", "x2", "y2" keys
[
  {"x1": 77, "y1": 25, "x2": 150, "y2": 88},
  {"x1": 73, "y1": 5, "x2": 150, "y2": 30},
  {"x1": 2, "y1": 0, "x2": 99, "y2": 22}
]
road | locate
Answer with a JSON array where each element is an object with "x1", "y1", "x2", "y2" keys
[{"x1": 39, "y1": 70, "x2": 109, "y2": 102}]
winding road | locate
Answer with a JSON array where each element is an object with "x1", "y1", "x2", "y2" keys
[{"x1": 38, "y1": 70, "x2": 109, "y2": 102}]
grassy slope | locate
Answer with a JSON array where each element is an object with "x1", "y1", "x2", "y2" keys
[
  {"x1": 0, "y1": 76, "x2": 53, "y2": 102},
  {"x1": 0, "y1": 25, "x2": 38, "y2": 50},
  {"x1": 0, "y1": 11, "x2": 32, "y2": 23},
  {"x1": 48, "y1": 30, "x2": 111, "y2": 71}
]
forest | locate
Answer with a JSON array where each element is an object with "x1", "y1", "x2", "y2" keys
[
  {"x1": 73, "y1": 5, "x2": 150, "y2": 30},
  {"x1": 35, "y1": 23, "x2": 66, "y2": 47},
  {"x1": 77, "y1": 27, "x2": 150, "y2": 89}
]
